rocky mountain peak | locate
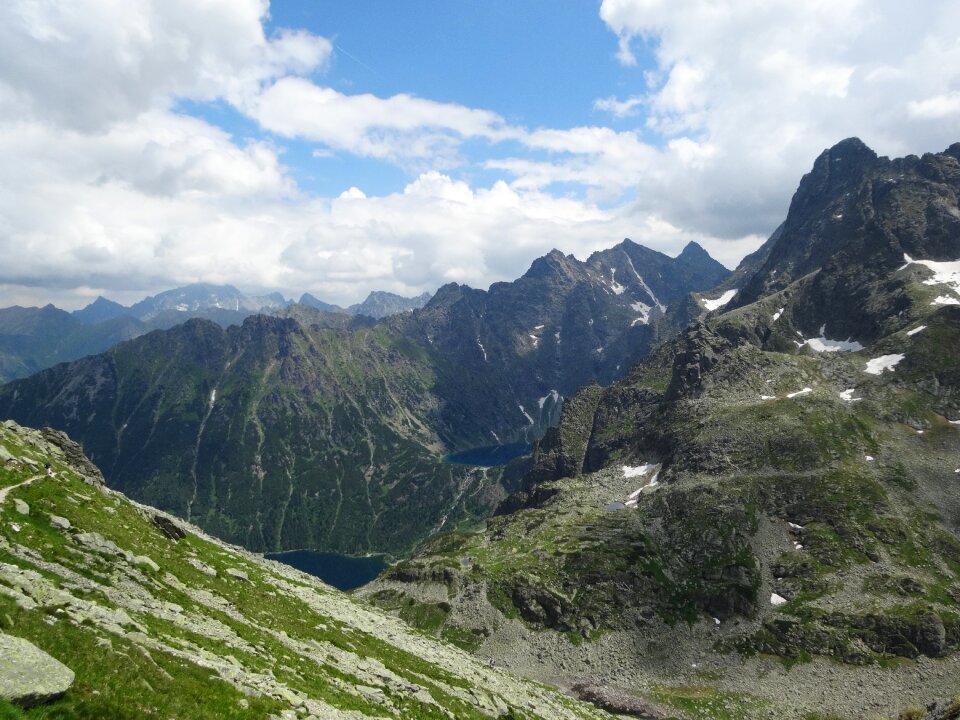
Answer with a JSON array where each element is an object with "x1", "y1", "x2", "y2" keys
[{"x1": 677, "y1": 240, "x2": 709, "y2": 259}]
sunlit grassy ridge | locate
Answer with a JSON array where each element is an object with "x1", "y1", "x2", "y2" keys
[{"x1": 0, "y1": 420, "x2": 610, "y2": 719}]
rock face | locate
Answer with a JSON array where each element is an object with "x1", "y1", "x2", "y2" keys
[
  {"x1": 0, "y1": 634, "x2": 74, "y2": 707},
  {"x1": 0, "y1": 239, "x2": 729, "y2": 555}
]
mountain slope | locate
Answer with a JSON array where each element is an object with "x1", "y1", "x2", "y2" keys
[
  {"x1": 394, "y1": 238, "x2": 730, "y2": 446},
  {"x1": 362, "y1": 140, "x2": 960, "y2": 719},
  {"x1": 0, "y1": 420, "x2": 609, "y2": 719},
  {"x1": 0, "y1": 305, "x2": 145, "y2": 384},
  {"x1": 0, "y1": 316, "x2": 500, "y2": 556}
]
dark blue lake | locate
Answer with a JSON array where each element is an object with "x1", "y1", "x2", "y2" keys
[
  {"x1": 265, "y1": 550, "x2": 388, "y2": 591},
  {"x1": 444, "y1": 442, "x2": 532, "y2": 467}
]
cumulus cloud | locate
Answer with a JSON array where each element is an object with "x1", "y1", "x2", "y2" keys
[
  {"x1": 0, "y1": 0, "x2": 332, "y2": 131},
  {"x1": 1, "y1": 0, "x2": 959, "y2": 310},
  {"x1": 247, "y1": 77, "x2": 512, "y2": 163},
  {"x1": 592, "y1": 0, "x2": 960, "y2": 237}
]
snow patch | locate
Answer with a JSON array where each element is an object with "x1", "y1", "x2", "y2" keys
[
  {"x1": 209, "y1": 389, "x2": 217, "y2": 408},
  {"x1": 906, "y1": 325, "x2": 927, "y2": 336},
  {"x1": 630, "y1": 301, "x2": 652, "y2": 326},
  {"x1": 788, "y1": 522, "x2": 804, "y2": 530},
  {"x1": 801, "y1": 325, "x2": 863, "y2": 352},
  {"x1": 625, "y1": 470, "x2": 661, "y2": 505},
  {"x1": 772, "y1": 308, "x2": 784, "y2": 322},
  {"x1": 518, "y1": 404, "x2": 534, "y2": 425},
  {"x1": 770, "y1": 593, "x2": 787, "y2": 606},
  {"x1": 608, "y1": 268, "x2": 626, "y2": 295},
  {"x1": 786, "y1": 387, "x2": 813, "y2": 399},
  {"x1": 932, "y1": 295, "x2": 960, "y2": 306},
  {"x1": 537, "y1": 390, "x2": 559, "y2": 409},
  {"x1": 838, "y1": 388, "x2": 862, "y2": 402},
  {"x1": 529, "y1": 334, "x2": 539, "y2": 346},
  {"x1": 477, "y1": 338, "x2": 487, "y2": 362},
  {"x1": 624, "y1": 256, "x2": 666, "y2": 311},
  {"x1": 864, "y1": 354, "x2": 904, "y2": 375},
  {"x1": 623, "y1": 463, "x2": 657, "y2": 479},
  {"x1": 490, "y1": 431, "x2": 501, "y2": 444},
  {"x1": 701, "y1": 289, "x2": 737, "y2": 312},
  {"x1": 534, "y1": 324, "x2": 545, "y2": 330},
  {"x1": 900, "y1": 254, "x2": 960, "y2": 302},
  {"x1": 865, "y1": 455, "x2": 874, "y2": 462},
  {"x1": 760, "y1": 395, "x2": 776, "y2": 400}
]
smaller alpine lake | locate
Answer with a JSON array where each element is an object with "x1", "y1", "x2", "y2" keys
[
  {"x1": 444, "y1": 442, "x2": 532, "y2": 467},
  {"x1": 265, "y1": 550, "x2": 388, "y2": 591}
]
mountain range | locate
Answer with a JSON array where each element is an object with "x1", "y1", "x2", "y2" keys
[
  {"x1": 362, "y1": 138, "x2": 960, "y2": 718},
  {"x1": 0, "y1": 285, "x2": 433, "y2": 384},
  {"x1": 0, "y1": 239, "x2": 730, "y2": 555},
  {"x1": 2, "y1": 138, "x2": 959, "y2": 718}
]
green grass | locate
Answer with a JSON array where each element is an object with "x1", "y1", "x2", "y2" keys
[{"x1": 0, "y1": 423, "x2": 608, "y2": 720}]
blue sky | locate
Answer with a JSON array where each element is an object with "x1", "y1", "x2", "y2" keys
[
  {"x1": 257, "y1": 0, "x2": 655, "y2": 198},
  {"x1": 0, "y1": 1, "x2": 958, "y2": 309}
]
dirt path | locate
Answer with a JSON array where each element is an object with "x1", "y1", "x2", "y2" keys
[{"x1": 0, "y1": 474, "x2": 43, "y2": 504}]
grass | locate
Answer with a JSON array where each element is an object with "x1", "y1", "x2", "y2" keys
[
  {"x1": 0, "y1": 422, "x2": 608, "y2": 720},
  {"x1": 647, "y1": 685, "x2": 768, "y2": 720}
]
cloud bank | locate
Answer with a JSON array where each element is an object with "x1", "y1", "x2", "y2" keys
[{"x1": 0, "y1": 0, "x2": 957, "y2": 308}]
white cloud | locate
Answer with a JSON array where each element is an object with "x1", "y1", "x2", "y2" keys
[
  {"x1": 593, "y1": 0, "x2": 960, "y2": 237},
  {"x1": 908, "y1": 92, "x2": 960, "y2": 120},
  {"x1": 594, "y1": 95, "x2": 645, "y2": 118},
  {"x1": 0, "y1": 0, "x2": 332, "y2": 131},
  {"x1": 1, "y1": 0, "x2": 959, "y2": 311},
  {"x1": 246, "y1": 77, "x2": 511, "y2": 162}
]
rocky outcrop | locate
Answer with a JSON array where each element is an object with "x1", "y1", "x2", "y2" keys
[
  {"x1": 41, "y1": 427, "x2": 104, "y2": 485},
  {"x1": 0, "y1": 634, "x2": 74, "y2": 707}
]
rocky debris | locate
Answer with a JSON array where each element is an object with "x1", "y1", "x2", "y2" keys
[
  {"x1": 187, "y1": 558, "x2": 217, "y2": 577},
  {"x1": 132, "y1": 555, "x2": 160, "y2": 573},
  {"x1": 571, "y1": 682, "x2": 669, "y2": 718},
  {"x1": 0, "y1": 633, "x2": 75, "y2": 707},
  {"x1": 151, "y1": 513, "x2": 186, "y2": 541},
  {"x1": 905, "y1": 698, "x2": 960, "y2": 720},
  {"x1": 73, "y1": 531, "x2": 124, "y2": 556},
  {"x1": 49, "y1": 515, "x2": 71, "y2": 530},
  {"x1": 13, "y1": 498, "x2": 29, "y2": 515},
  {"x1": 225, "y1": 568, "x2": 249, "y2": 582}
]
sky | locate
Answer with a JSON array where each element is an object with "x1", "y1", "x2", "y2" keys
[{"x1": 1, "y1": 1, "x2": 959, "y2": 310}]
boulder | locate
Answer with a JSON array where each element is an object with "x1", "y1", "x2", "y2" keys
[
  {"x1": 0, "y1": 633, "x2": 74, "y2": 707},
  {"x1": 151, "y1": 514, "x2": 186, "y2": 541},
  {"x1": 13, "y1": 499, "x2": 29, "y2": 515},
  {"x1": 49, "y1": 515, "x2": 71, "y2": 531}
]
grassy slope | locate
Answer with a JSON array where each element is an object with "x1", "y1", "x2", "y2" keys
[{"x1": 0, "y1": 421, "x2": 609, "y2": 720}]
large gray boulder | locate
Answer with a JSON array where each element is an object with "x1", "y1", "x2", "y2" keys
[{"x1": 0, "y1": 633, "x2": 74, "y2": 707}]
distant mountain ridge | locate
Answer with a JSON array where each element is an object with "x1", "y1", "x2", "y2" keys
[
  {"x1": 299, "y1": 290, "x2": 433, "y2": 319},
  {"x1": 0, "y1": 284, "x2": 437, "y2": 383}
]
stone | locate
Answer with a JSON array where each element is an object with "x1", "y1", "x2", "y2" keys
[
  {"x1": 152, "y1": 514, "x2": 186, "y2": 541},
  {"x1": 0, "y1": 633, "x2": 74, "y2": 707},
  {"x1": 226, "y1": 568, "x2": 249, "y2": 582},
  {"x1": 73, "y1": 532, "x2": 122, "y2": 556},
  {"x1": 49, "y1": 515, "x2": 71, "y2": 531},
  {"x1": 12, "y1": 499, "x2": 29, "y2": 515},
  {"x1": 132, "y1": 556, "x2": 160, "y2": 573},
  {"x1": 187, "y1": 558, "x2": 217, "y2": 577}
]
